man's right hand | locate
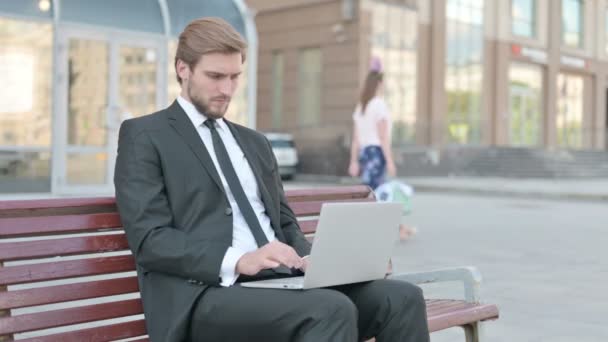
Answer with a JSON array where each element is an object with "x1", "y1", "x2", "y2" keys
[{"x1": 235, "y1": 240, "x2": 304, "y2": 276}]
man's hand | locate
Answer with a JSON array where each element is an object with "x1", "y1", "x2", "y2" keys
[
  {"x1": 299, "y1": 256, "x2": 309, "y2": 273},
  {"x1": 385, "y1": 259, "x2": 393, "y2": 278},
  {"x1": 236, "y1": 240, "x2": 304, "y2": 276}
]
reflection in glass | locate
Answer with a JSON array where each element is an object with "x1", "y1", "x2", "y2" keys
[
  {"x1": 68, "y1": 38, "x2": 109, "y2": 146},
  {"x1": 0, "y1": 19, "x2": 52, "y2": 147},
  {"x1": 0, "y1": 18, "x2": 53, "y2": 193},
  {"x1": 562, "y1": 0, "x2": 584, "y2": 48},
  {"x1": 0, "y1": 150, "x2": 51, "y2": 193},
  {"x1": 509, "y1": 63, "x2": 542, "y2": 146},
  {"x1": 556, "y1": 73, "x2": 583, "y2": 148},
  {"x1": 445, "y1": 0, "x2": 484, "y2": 144},
  {"x1": 365, "y1": 0, "x2": 417, "y2": 144},
  {"x1": 512, "y1": 0, "x2": 536, "y2": 38},
  {"x1": 119, "y1": 45, "x2": 157, "y2": 119},
  {"x1": 167, "y1": 40, "x2": 181, "y2": 103},
  {"x1": 67, "y1": 152, "x2": 107, "y2": 185}
]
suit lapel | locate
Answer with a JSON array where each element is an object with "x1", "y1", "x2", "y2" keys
[
  {"x1": 225, "y1": 120, "x2": 286, "y2": 243},
  {"x1": 166, "y1": 101, "x2": 225, "y2": 195}
]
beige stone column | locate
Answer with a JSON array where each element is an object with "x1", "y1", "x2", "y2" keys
[
  {"x1": 483, "y1": 0, "x2": 511, "y2": 146},
  {"x1": 428, "y1": 0, "x2": 447, "y2": 146},
  {"x1": 544, "y1": 0, "x2": 561, "y2": 148},
  {"x1": 415, "y1": 0, "x2": 433, "y2": 145}
]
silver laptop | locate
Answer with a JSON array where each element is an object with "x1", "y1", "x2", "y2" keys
[{"x1": 240, "y1": 202, "x2": 401, "y2": 290}]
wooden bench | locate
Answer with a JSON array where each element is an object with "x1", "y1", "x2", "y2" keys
[{"x1": 0, "y1": 185, "x2": 498, "y2": 341}]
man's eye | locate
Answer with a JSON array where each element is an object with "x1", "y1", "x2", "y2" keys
[{"x1": 210, "y1": 74, "x2": 222, "y2": 80}]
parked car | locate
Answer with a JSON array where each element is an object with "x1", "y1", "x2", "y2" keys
[
  {"x1": 0, "y1": 151, "x2": 26, "y2": 175},
  {"x1": 264, "y1": 133, "x2": 298, "y2": 179}
]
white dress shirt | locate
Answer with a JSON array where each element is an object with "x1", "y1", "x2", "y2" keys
[{"x1": 177, "y1": 96, "x2": 277, "y2": 286}]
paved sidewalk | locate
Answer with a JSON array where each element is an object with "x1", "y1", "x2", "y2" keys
[{"x1": 294, "y1": 175, "x2": 608, "y2": 202}]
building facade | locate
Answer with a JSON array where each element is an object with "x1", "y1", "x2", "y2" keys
[
  {"x1": 0, "y1": 0, "x2": 257, "y2": 196},
  {"x1": 248, "y1": 0, "x2": 608, "y2": 175}
]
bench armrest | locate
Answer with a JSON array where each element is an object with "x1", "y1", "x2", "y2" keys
[{"x1": 388, "y1": 266, "x2": 482, "y2": 303}]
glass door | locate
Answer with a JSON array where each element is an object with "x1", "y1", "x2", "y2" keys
[
  {"x1": 54, "y1": 27, "x2": 165, "y2": 195},
  {"x1": 508, "y1": 63, "x2": 543, "y2": 146}
]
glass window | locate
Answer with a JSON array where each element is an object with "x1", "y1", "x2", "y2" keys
[
  {"x1": 365, "y1": 0, "x2": 418, "y2": 145},
  {"x1": 61, "y1": 0, "x2": 164, "y2": 34},
  {"x1": 298, "y1": 48, "x2": 322, "y2": 126},
  {"x1": 271, "y1": 51, "x2": 284, "y2": 130},
  {"x1": 67, "y1": 38, "x2": 109, "y2": 147},
  {"x1": 562, "y1": 0, "x2": 584, "y2": 48},
  {"x1": 508, "y1": 63, "x2": 543, "y2": 146},
  {"x1": 556, "y1": 73, "x2": 584, "y2": 148},
  {"x1": 167, "y1": 40, "x2": 181, "y2": 103},
  {"x1": 445, "y1": 0, "x2": 485, "y2": 144},
  {"x1": 0, "y1": 18, "x2": 53, "y2": 193},
  {"x1": 119, "y1": 45, "x2": 157, "y2": 119},
  {"x1": 512, "y1": 0, "x2": 536, "y2": 38}
]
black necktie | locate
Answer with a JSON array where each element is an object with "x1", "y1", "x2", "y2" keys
[{"x1": 204, "y1": 119, "x2": 270, "y2": 247}]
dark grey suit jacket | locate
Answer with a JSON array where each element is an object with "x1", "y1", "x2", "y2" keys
[{"x1": 114, "y1": 101, "x2": 312, "y2": 342}]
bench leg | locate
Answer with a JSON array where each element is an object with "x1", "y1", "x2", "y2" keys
[{"x1": 463, "y1": 322, "x2": 480, "y2": 342}]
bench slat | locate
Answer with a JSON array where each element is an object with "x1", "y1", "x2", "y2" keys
[
  {"x1": 0, "y1": 234, "x2": 130, "y2": 262},
  {"x1": 297, "y1": 220, "x2": 317, "y2": 234},
  {"x1": 290, "y1": 198, "x2": 374, "y2": 216},
  {"x1": 425, "y1": 298, "x2": 459, "y2": 309},
  {"x1": 426, "y1": 300, "x2": 499, "y2": 333},
  {"x1": 0, "y1": 276, "x2": 139, "y2": 310},
  {"x1": 0, "y1": 255, "x2": 135, "y2": 286},
  {"x1": 0, "y1": 213, "x2": 122, "y2": 238},
  {"x1": 0, "y1": 299, "x2": 142, "y2": 335},
  {"x1": 0, "y1": 197, "x2": 116, "y2": 211},
  {"x1": 18, "y1": 319, "x2": 146, "y2": 342},
  {"x1": 427, "y1": 300, "x2": 472, "y2": 315},
  {"x1": 285, "y1": 185, "x2": 373, "y2": 202}
]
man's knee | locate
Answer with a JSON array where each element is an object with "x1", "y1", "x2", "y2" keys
[
  {"x1": 311, "y1": 290, "x2": 358, "y2": 323},
  {"x1": 371, "y1": 279, "x2": 426, "y2": 311}
]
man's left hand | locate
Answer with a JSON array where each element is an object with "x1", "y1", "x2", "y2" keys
[{"x1": 299, "y1": 256, "x2": 309, "y2": 272}]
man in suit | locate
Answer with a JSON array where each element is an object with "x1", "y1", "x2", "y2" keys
[{"x1": 114, "y1": 17, "x2": 429, "y2": 342}]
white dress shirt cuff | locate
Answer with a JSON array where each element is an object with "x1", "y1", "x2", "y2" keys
[{"x1": 219, "y1": 247, "x2": 247, "y2": 287}]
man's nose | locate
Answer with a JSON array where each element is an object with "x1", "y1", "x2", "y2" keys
[{"x1": 218, "y1": 78, "x2": 233, "y2": 95}]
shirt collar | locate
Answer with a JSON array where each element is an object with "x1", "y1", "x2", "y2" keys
[{"x1": 177, "y1": 95, "x2": 227, "y2": 131}]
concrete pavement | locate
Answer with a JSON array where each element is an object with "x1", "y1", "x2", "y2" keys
[{"x1": 294, "y1": 175, "x2": 608, "y2": 202}]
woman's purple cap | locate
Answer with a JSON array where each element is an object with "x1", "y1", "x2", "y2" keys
[{"x1": 370, "y1": 57, "x2": 383, "y2": 72}]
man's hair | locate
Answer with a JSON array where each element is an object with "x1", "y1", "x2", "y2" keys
[{"x1": 174, "y1": 17, "x2": 247, "y2": 84}]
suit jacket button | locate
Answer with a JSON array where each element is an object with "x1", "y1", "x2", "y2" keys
[{"x1": 225, "y1": 207, "x2": 232, "y2": 216}]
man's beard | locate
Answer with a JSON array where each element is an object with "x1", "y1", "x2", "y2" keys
[{"x1": 188, "y1": 83, "x2": 230, "y2": 120}]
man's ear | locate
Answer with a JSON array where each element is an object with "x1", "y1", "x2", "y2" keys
[{"x1": 176, "y1": 59, "x2": 190, "y2": 81}]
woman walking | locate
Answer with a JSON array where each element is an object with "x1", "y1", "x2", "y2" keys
[{"x1": 348, "y1": 58, "x2": 416, "y2": 240}]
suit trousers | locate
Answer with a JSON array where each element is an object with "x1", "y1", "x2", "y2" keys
[{"x1": 189, "y1": 279, "x2": 430, "y2": 342}]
